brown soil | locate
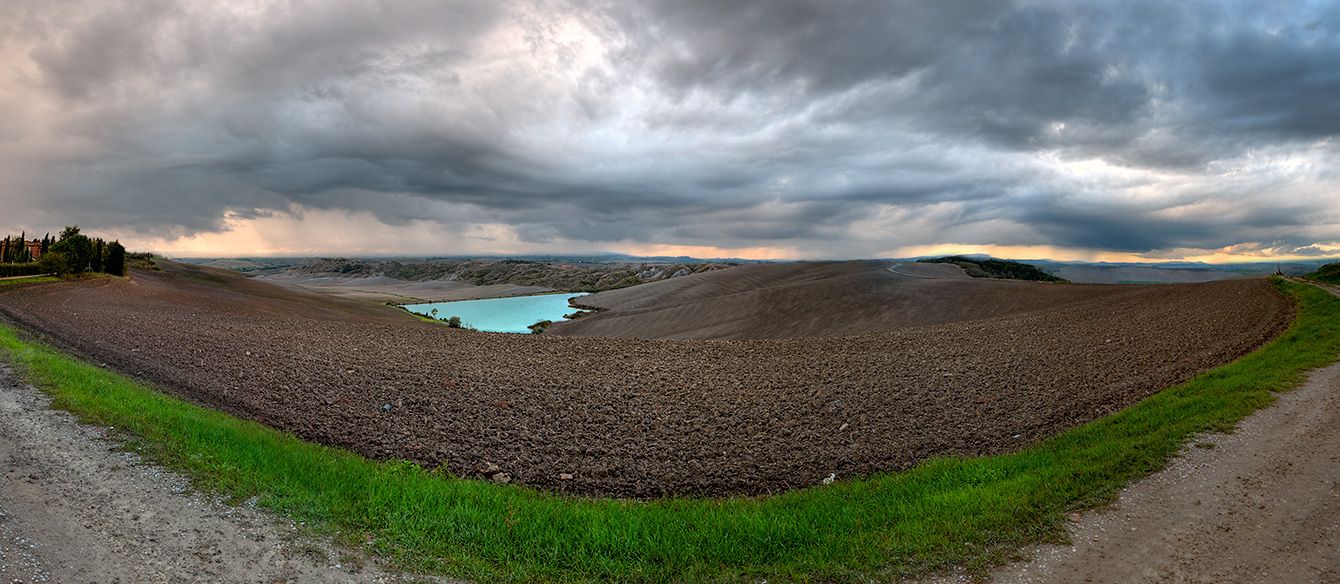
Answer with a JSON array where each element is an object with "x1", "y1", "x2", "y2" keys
[
  {"x1": 0, "y1": 261, "x2": 1291, "y2": 498},
  {"x1": 551, "y1": 261, "x2": 1143, "y2": 339}
]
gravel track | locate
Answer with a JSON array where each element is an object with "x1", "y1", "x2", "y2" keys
[
  {"x1": 0, "y1": 361, "x2": 441, "y2": 583},
  {"x1": 0, "y1": 261, "x2": 1291, "y2": 498}
]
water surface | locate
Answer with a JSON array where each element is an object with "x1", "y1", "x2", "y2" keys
[{"x1": 404, "y1": 293, "x2": 589, "y2": 333}]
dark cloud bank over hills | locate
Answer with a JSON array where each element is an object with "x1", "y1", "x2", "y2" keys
[{"x1": 1, "y1": 0, "x2": 1337, "y2": 258}]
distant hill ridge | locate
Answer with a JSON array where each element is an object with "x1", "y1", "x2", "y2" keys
[
  {"x1": 918, "y1": 256, "x2": 1068, "y2": 282},
  {"x1": 290, "y1": 258, "x2": 735, "y2": 292}
]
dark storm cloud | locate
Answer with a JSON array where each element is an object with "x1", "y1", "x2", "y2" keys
[{"x1": 1, "y1": 0, "x2": 1338, "y2": 257}]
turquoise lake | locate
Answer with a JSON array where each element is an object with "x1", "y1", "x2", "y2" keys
[{"x1": 404, "y1": 293, "x2": 590, "y2": 333}]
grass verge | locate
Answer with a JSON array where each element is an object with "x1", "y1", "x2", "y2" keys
[
  {"x1": 0, "y1": 279, "x2": 1336, "y2": 582},
  {"x1": 0, "y1": 275, "x2": 58, "y2": 287}
]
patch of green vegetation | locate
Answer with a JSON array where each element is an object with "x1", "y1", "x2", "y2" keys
[
  {"x1": 528, "y1": 319, "x2": 553, "y2": 334},
  {"x1": 387, "y1": 304, "x2": 476, "y2": 330},
  {"x1": 126, "y1": 252, "x2": 161, "y2": 272},
  {"x1": 0, "y1": 262, "x2": 44, "y2": 278},
  {"x1": 920, "y1": 256, "x2": 1068, "y2": 282},
  {"x1": 0, "y1": 275, "x2": 59, "y2": 287},
  {"x1": 387, "y1": 303, "x2": 441, "y2": 324},
  {"x1": 1306, "y1": 262, "x2": 1340, "y2": 285},
  {"x1": 0, "y1": 280, "x2": 1334, "y2": 582}
]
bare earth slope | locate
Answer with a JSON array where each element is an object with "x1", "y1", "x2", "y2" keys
[
  {"x1": 553, "y1": 261, "x2": 1129, "y2": 339},
  {"x1": 1049, "y1": 264, "x2": 1247, "y2": 284},
  {"x1": 0, "y1": 261, "x2": 1290, "y2": 498}
]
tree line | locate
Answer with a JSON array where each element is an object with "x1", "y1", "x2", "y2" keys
[{"x1": 1, "y1": 226, "x2": 126, "y2": 277}]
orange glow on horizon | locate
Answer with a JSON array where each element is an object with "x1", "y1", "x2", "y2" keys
[
  {"x1": 94, "y1": 209, "x2": 1340, "y2": 265},
  {"x1": 887, "y1": 243, "x2": 1340, "y2": 265},
  {"x1": 611, "y1": 243, "x2": 800, "y2": 261}
]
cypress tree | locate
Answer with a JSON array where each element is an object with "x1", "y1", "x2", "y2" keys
[
  {"x1": 92, "y1": 239, "x2": 105, "y2": 272},
  {"x1": 41, "y1": 233, "x2": 50, "y2": 254},
  {"x1": 106, "y1": 241, "x2": 126, "y2": 276}
]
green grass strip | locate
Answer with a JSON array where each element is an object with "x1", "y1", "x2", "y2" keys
[
  {"x1": 0, "y1": 275, "x2": 58, "y2": 287},
  {"x1": 1, "y1": 279, "x2": 1337, "y2": 582}
]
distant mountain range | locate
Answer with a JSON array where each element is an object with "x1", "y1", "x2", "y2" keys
[{"x1": 176, "y1": 253, "x2": 1335, "y2": 286}]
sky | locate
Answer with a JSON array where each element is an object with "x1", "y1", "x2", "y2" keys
[{"x1": 1, "y1": 0, "x2": 1338, "y2": 262}]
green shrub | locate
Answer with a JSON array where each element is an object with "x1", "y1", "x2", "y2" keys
[
  {"x1": 50, "y1": 227, "x2": 93, "y2": 273},
  {"x1": 126, "y1": 251, "x2": 158, "y2": 272},
  {"x1": 528, "y1": 320, "x2": 553, "y2": 334},
  {"x1": 0, "y1": 262, "x2": 43, "y2": 278},
  {"x1": 37, "y1": 251, "x2": 71, "y2": 276}
]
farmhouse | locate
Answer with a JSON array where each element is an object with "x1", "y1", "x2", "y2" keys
[{"x1": 0, "y1": 237, "x2": 42, "y2": 262}]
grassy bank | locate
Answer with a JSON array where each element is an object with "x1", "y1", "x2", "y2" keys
[
  {"x1": 0, "y1": 279, "x2": 1336, "y2": 582},
  {"x1": 0, "y1": 275, "x2": 58, "y2": 287},
  {"x1": 1307, "y1": 262, "x2": 1340, "y2": 285}
]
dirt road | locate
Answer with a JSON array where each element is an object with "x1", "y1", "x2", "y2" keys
[
  {"x1": 944, "y1": 337, "x2": 1340, "y2": 582},
  {"x1": 0, "y1": 361, "x2": 438, "y2": 584}
]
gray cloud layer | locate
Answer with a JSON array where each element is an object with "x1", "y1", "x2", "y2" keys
[{"x1": 1, "y1": 0, "x2": 1338, "y2": 257}]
